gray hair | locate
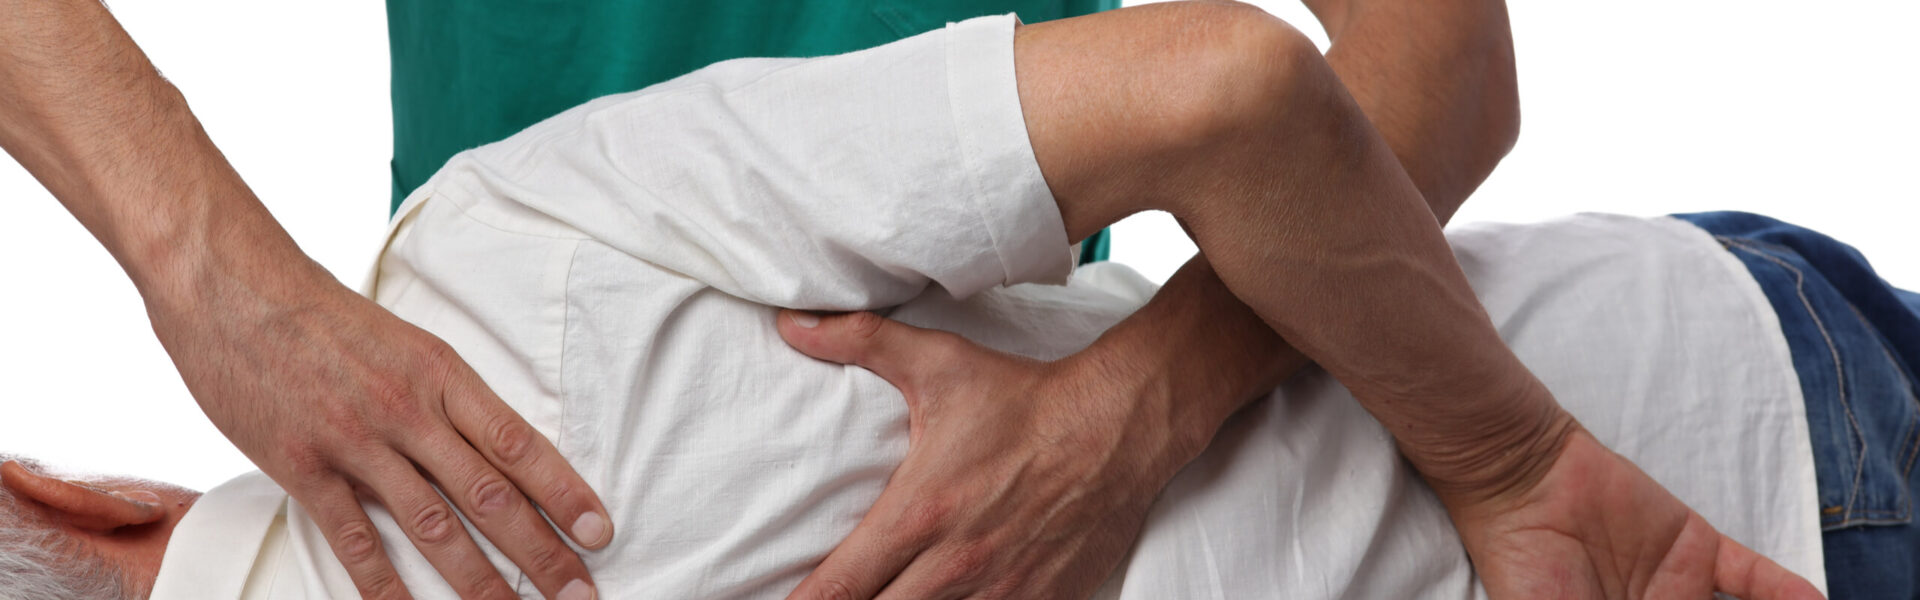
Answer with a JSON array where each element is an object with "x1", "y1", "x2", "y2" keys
[{"x1": 0, "y1": 456, "x2": 136, "y2": 600}]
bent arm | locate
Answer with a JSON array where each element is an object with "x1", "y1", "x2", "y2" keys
[
  {"x1": 1019, "y1": 0, "x2": 1557, "y2": 507},
  {"x1": 1014, "y1": 6, "x2": 1816, "y2": 599},
  {"x1": 1059, "y1": 0, "x2": 1522, "y2": 463}
]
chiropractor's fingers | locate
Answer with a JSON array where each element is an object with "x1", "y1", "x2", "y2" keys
[
  {"x1": 405, "y1": 427, "x2": 597, "y2": 600},
  {"x1": 777, "y1": 310, "x2": 966, "y2": 399},
  {"x1": 439, "y1": 365, "x2": 615, "y2": 553},
  {"x1": 784, "y1": 484, "x2": 936, "y2": 600},
  {"x1": 292, "y1": 476, "x2": 416, "y2": 600},
  {"x1": 342, "y1": 452, "x2": 521, "y2": 600},
  {"x1": 1713, "y1": 533, "x2": 1825, "y2": 600}
]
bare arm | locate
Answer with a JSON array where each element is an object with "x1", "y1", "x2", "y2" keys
[
  {"x1": 784, "y1": 1, "x2": 1816, "y2": 598},
  {"x1": 1306, "y1": 0, "x2": 1520, "y2": 220},
  {"x1": 1068, "y1": 0, "x2": 1527, "y2": 462},
  {"x1": 0, "y1": 3, "x2": 609, "y2": 599},
  {"x1": 779, "y1": 1, "x2": 1528, "y2": 598},
  {"x1": 1024, "y1": 3, "x2": 1814, "y2": 599}
]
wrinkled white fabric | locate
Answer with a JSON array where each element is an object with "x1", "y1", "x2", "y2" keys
[{"x1": 150, "y1": 13, "x2": 1822, "y2": 599}]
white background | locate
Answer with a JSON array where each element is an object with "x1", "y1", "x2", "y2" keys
[{"x1": 1, "y1": 1, "x2": 1914, "y2": 491}]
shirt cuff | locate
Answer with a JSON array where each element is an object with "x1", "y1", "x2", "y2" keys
[{"x1": 945, "y1": 14, "x2": 1075, "y2": 288}]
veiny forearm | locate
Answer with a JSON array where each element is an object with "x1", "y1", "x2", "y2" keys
[
  {"x1": 1061, "y1": 256, "x2": 1305, "y2": 473},
  {"x1": 1062, "y1": 0, "x2": 1524, "y2": 466},
  {"x1": 0, "y1": 0, "x2": 316, "y2": 307},
  {"x1": 1281, "y1": 0, "x2": 1565, "y2": 505}
]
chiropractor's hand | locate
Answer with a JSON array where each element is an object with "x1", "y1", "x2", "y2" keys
[
  {"x1": 149, "y1": 253, "x2": 612, "y2": 600},
  {"x1": 1445, "y1": 425, "x2": 1825, "y2": 600},
  {"x1": 775, "y1": 310, "x2": 1203, "y2": 600},
  {"x1": 2, "y1": 2, "x2": 610, "y2": 598}
]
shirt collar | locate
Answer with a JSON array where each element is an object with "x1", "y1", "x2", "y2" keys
[{"x1": 149, "y1": 471, "x2": 288, "y2": 600}]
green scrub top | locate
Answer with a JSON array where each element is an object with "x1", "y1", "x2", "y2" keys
[{"x1": 386, "y1": 0, "x2": 1114, "y2": 262}]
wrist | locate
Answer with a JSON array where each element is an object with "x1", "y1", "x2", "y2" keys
[
  {"x1": 1396, "y1": 375, "x2": 1582, "y2": 511},
  {"x1": 1054, "y1": 279, "x2": 1294, "y2": 476},
  {"x1": 1045, "y1": 347, "x2": 1185, "y2": 480},
  {"x1": 130, "y1": 197, "x2": 337, "y2": 328}
]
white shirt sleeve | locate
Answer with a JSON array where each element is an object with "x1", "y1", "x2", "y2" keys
[{"x1": 415, "y1": 14, "x2": 1070, "y2": 311}]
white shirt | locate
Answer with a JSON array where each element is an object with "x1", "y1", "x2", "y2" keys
[{"x1": 152, "y1": 14, "x2": 1824, "y2": 599}]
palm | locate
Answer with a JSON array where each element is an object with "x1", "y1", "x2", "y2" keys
[{"x1": 1455, "y1": 431, "x2": 1822, "y2": 600}]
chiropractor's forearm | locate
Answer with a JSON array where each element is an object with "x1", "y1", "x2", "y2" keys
[
  {"x1": 1067, "y1": 0, "x2": 1524, "y2": 458},
  {"x1": 0, "y1": 0, "x2": 314, "y2": 302},
  {"x1": 1142, "y1": 9, "x2": 1564, "y2": 508},
  {"x1": 0, "y1": 4, "x2": 613, "y2": 597},
  {"x1": 1274, "y1": 0, "x2": 1555, "y2": 504},
  {"x1": 1307, "y1": 0, "x2": 1519, "y2": 219},
  {"x1": 1061, "y1": 256, "x2": 1305, "y2": 469}
]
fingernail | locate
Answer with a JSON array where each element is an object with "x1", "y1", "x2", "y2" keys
[
  {"x1": 571, "y1": 512, "x2": 610, "y2": 547},
  {"x1": 790, "y1": 312, "x2": 820, "y2": 328},
  {"x1": 557, "y1": 579, "x2": 595, "y2": 600}
]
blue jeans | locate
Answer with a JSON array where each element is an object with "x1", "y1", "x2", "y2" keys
[{"x1": 1675, "y1": 212, "x2": 1920, "y2": 600}]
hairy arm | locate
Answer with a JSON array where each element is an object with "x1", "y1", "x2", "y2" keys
[{"x1": 0, "y1": 3, "x2": 609, "y2": 599}]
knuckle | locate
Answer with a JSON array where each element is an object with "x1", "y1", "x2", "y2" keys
[
  {"x1": 484, "y1": 413, "x2": 538, "y2": 466},
  {"x1": 843, "y1": 312, "x2": 888, "y2": 344},
  {"x1": 814, "y1": 576, "x2": 859, "y2": 600},
  {"x1": 318, "y1": 398, "x2": 377, "y2": 444},
  {"x1": 280, "y1": 444, "x2": 333, "y2": 479},
  {"x1": 520, "y1": 541, "x2": 573, "y2": 578},
  {"x1": 419, "y1": 341, "x2": 478, "y2": 392},
  {"x1": 467, "y1": 476, "x2": 520, "y2": 516},
  {"x1": 364, "y1": 376, "x2": 428, "y2": 427},
  {"x1": 418, "y1": 338, "x2": 461, "y2": 369},
  {"x1": 898, "y1": 497, "x2": 953, "y2": 540},
  {"x1": 941, "y1": 539, "x2": 993, "y2": 583},
  {"x1": 367, "y1": 374, "x2": 419, "y2": 409},
  {"x1": 359, "y1": 570, "x2": 409, "y2": 600},
  {"x1": 334, "y1": 521, "x2": 385, "y2": 564},
  {"x1": 455, "y1": 569, "x2": 512, "y2": 600},
  {"x1": 408, "y1": 502, "x2": 459, "y2": 545},
  {"x1": 539, "y1": 482, "x2": 580, "y2": 514}
]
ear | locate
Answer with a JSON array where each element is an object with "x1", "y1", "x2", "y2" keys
[{"x1": 0, "y1": 460, "x2": 164, "y2": 531}]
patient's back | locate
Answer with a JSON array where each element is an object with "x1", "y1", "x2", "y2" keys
[
  {"x1": 366, "y1": 196, "x2": 1824, "y2": 598},
  {"x1": 371, "y1": 188, "x2": 1151, "y2": 597}
]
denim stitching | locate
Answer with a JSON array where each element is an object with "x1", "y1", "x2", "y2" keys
[
  {"x1": 1905, "y1": 401, "x2": 1920, "y2": 476},
  {"x1": 1721, "y1": 236, "x2": 1869, "y2": 523},
  {"x1": 1831, "y1": 284, "x2": 1919, "y2": 528},
  {"x1": 1846, "y1": 301, "x2": 1920, "y2": 483},
  {"x1": 1720, "y1": 235, "x2": 1800, "y2": 256},
  {"x1": 1891, "y1": 337, "x2": 1920, "y2": 478}
]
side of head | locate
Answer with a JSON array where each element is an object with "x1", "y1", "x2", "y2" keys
[{"x1": 0, "y1": 455, "x2": 200, "y2": 600}]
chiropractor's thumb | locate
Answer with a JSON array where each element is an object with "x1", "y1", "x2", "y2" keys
[{"x1": 777, "y1": 310, "x2": 943, "y2": 393}]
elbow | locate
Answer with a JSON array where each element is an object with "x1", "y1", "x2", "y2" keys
[{"x1": 1146, "y1": 2, "x2": 1340, "y2": 145}]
